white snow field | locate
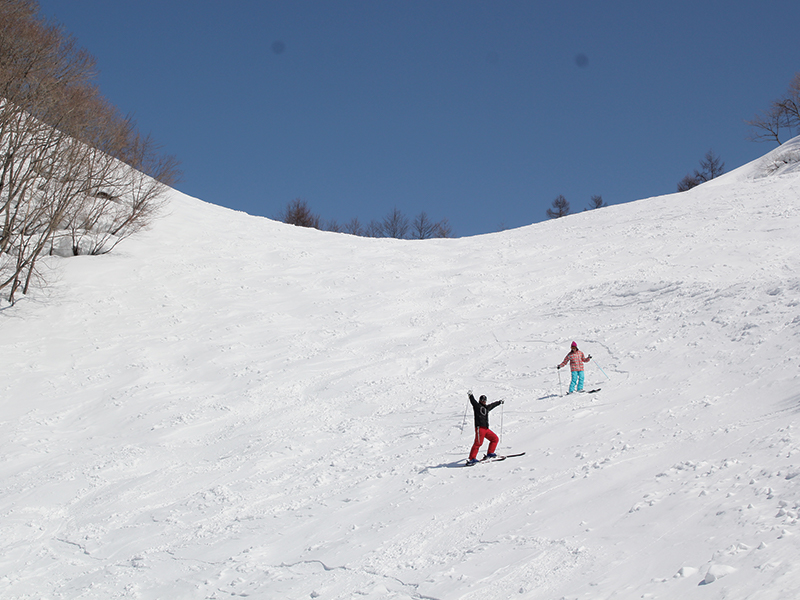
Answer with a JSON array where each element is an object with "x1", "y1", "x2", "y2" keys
[{"x1": 2, "y1": 137, "x2": 800, "y2": 600}]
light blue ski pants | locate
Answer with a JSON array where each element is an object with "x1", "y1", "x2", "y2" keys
[{"x1": 569, "y1": 370, "x2": 585, "y2": 393}]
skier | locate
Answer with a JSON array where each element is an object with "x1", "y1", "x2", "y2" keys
[
  {"x1": 557, "y1": 341, "x2": 592, "y2": 394},
  {"x1": 466, "y1": 391, "x2": 504, "y2": 466}
]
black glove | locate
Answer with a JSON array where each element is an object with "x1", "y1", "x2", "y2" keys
[{"x1": 557, "y1": 365, "x2": 561, "y2": 369}]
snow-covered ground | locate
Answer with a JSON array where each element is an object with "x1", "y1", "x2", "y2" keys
[{"x1": 2, "y1": 137, "x2": 800, "y2": 599}]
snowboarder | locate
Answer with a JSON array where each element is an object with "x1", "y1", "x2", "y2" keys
[
  {"x1": 557, "y1": 342, "x2": 592, "y2": 394},
  {"x1": 466, "y1": 391, "x2": 504, "y2": 466}
]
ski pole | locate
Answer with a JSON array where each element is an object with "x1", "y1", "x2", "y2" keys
[
  {"x1": 461, "y1": 397, "x2": 469, "y2": 433},
  {"x1": 594, "y1": 361, "x2": 610, "y2": 380},
  {"x1": 500, "y1": 401, "x2": 504, "y2": 443},
  {"x1": 557, "y1": 367, "x2": 563, "y2": 397}
]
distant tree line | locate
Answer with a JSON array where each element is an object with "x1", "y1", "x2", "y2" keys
[
  {"x1": 301, "y1": 73, "x2": 800, "y2": 225},
  {"x1": 279, "y1": 198, "x2": 453, "y2": 239},
  {"x1": 0, "y1": 0, "x2": 180, "y2": 304},
  {"x1": 546, "y1": 194, "x2": 606, "y2": 219}
]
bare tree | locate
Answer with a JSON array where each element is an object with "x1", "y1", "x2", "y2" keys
[
  {"x1": 411, "y1": 211, "x2": 437, "y2": 239},
  {"x1": 0, "y1": 2, "x2": 97, "y2": 299},
  {"x1": 677, "y1": 149, "x2": 724, "y2": 192},
  {"x1": 278, "y1": 198, "x2": 320, "y2": 229},
  {"x1": 433, "y1": 217, "x2": 452, "y2": 238},
  {"x1": 341, "y1": 217, "x2": 363, "y2": 236},
  {"x1": 546, "y1": 195, "x2": 570, "y2": 219},
  {"x1": 699, "y1": 150, "x2": 725, "y2": 180},
  {"x1": 746, "y1": 103, "x2": 792, "y2": 145},
  {"x1": 410, "y1": 211, "x2": 451, "y2": 239},
  {"x1": 747, "y1": 73, "x2": 800, "y2": 145},
  {"x1": 588, "y1": 195, "x2": 606, "y2": 210},
  {"x1": 677, "y1": 174, "x2": 700, "y2": 193},
  {"x1": 0, "y1": 1, "x2": 180, "y2": 302},
  {"x1": 780, "y1": 73, "x2": 800, "y2": 132},
  {"x1": 364, "y1": 219, "x2": 383, "y2": 238},
  {"x1": 381, "y1": 207, "x2": 409, "y2": 239},
  {"x1": 58, "y1": 97, "x2": 179, "y2": 256},
  {"x1": 324, "y1": 219, "x2": 342, "y2": 233}
]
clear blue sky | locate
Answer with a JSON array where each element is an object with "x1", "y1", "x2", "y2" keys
[{"x1": 36, "y1": 0, "x2": 800, "y2": 237}]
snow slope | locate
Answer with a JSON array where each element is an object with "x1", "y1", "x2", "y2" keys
[{"x1": 2, "y1": 137, "x2": 800, "y2": 599}]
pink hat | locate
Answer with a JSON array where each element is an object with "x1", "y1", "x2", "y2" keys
[{"x1": 571, "y1": 341, "x2": 577, "y2": 347}]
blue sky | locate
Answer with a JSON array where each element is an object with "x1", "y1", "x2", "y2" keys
[{"x1": 36, "y1": 0, "x2": 800, "y2": 237}]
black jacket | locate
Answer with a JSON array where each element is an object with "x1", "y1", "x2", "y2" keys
[{"x1": 469, "y1": 393, "x2": 502, "y2": 429}]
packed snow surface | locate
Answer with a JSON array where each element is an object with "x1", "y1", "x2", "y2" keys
[{"x1": 2, "y1": 137, "x2": 800, "y2": 599}]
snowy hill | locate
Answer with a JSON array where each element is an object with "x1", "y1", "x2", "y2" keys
[{"x1": 2, "y1": 137, "x2": 800, "y2": 599}]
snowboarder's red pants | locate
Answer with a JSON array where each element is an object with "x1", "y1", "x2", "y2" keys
[{"x1": 469, "y1": 427, "x2": 499, "y2": 460}]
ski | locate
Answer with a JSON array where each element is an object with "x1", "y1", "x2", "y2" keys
[
  {"x1": 481, "y1": 452, "x2": 526, "y2": 463},
  {"x1": 465, "y1": 452, "x2": 526, "y2": 466},
  {"x1": 486, "y1": 452, "x2": 526, "y2": 462}
]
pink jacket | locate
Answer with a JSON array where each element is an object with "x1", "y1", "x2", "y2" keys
[{"x1": 559, "y1": 350, "x2": 590, "y2": 372}]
